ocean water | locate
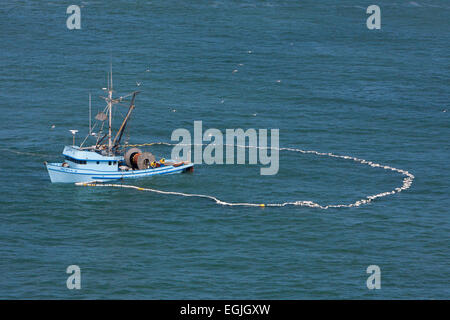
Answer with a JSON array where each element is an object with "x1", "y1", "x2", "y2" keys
[{"x1": 0, "y1": 0, "x2": 449, "y2": 299}]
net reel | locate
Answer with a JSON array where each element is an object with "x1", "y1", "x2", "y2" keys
[{"x1": 124, "y1": 148, "x2": 156, "y2": 170}]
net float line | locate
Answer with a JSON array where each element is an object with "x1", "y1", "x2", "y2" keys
[{"x1": 77, "y1": 142, "x2": 415, "y2": 209}]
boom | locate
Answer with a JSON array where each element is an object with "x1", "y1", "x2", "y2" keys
[{"x1": 113, "y1": 91, "x2": 140, "y2": 150}]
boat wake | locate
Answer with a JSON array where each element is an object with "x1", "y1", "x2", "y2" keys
[{"x1": 77, "y1": 142, "x2": 415, "y2": 209}]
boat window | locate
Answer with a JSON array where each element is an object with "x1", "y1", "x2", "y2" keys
[
  {"x1": 97, "y1": 161, "x2": 100, "y2": 164},
  {"x1": 64, "y1": 156, "x2": 86, "y2": 165},
  {"x1": 109, "y1": 161, "x2": 112, "y2": 165}
]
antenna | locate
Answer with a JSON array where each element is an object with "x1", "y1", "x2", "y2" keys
[
  {"x1": 69, "y1": 130, "x2": 79, "y2": 146},
  {"x1": 110, "y1": 60, "x2": 113, "y2": 90},
  {"x1": 89, "y1": 93, "x2": 92, "y2": 135}
]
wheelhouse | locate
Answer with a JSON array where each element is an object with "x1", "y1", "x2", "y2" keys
[{"x1": 61, "y1": 146, "x2": 123, "y2": 170}]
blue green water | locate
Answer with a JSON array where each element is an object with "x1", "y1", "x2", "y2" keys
[{"x1": 0, "y1": 1, "x2": 449, "y2": 299}]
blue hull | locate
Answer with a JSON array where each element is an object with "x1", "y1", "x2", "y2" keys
[{"x1": 46, "y1": 162, "x2": 194, "y2": 183}]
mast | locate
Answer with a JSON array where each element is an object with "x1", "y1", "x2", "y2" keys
[
  {"x1": 94, "y1": 62, "x2": 137, "y2": 154},
  {"x1": 89, "y1": 93, "x2": 92, "y2": 135},
  {"x1": 107, "y1": 65, "x2": 113, "y2": 155}
]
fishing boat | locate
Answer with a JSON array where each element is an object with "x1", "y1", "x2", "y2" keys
[{"x1": 45, "y1": 69, "x2": 193, "y2": 183}]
